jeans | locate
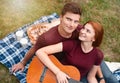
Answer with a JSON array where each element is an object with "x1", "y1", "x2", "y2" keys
[
  {"x1": 80, "y1": 61, "x2": 119, "y2": 83},
  {"x1": 80, "y1": 76, "x2": 88, "y2": 83},
  {"x1": 80, "y1": 76, "x2": 103, "y2": 83},
  {"x1": 101, "y1": 61, "x2": 119, "y2": 83}
]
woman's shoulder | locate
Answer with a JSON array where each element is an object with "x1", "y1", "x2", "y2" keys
[{"x1": 94, "y1": 47, "x2": 104, "y2": 59}]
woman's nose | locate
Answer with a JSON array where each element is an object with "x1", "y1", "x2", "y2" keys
[{"x1": 81, "y1": 29, "x2": 85, "y2": 33}]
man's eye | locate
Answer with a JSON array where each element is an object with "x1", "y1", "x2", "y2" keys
[{"x1": 66, "y1": 18, "x2": 71, "y2": 21}]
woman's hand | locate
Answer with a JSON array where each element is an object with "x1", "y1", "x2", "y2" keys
[
  {"x1": 99, "y1": 79, "x2": 105, "y2": 83},
  {"x1": 12, "y1": 62, "x2": 24, "y2": 73},
  {"x1": 56, "y1": 71, "x2": 70, "y2": 83}
]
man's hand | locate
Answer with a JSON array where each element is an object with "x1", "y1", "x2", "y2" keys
[{"x1": 12, "y1": 62, "x2": 25, "y2": 73}]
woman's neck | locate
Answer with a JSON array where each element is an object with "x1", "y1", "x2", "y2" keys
[
  {"x1": 58, "y1": 25, "x2": 72, "y2": 38},
  {"x1": 81, "y1": 42, "x2": 93, "y2": 53}
]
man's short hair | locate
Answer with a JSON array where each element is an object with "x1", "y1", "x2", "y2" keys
[{"x1": 61, "y1": 2, "x2": 82, "y2": 16}]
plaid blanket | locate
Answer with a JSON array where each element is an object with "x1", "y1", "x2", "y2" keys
[
  {"x1": 113, "y1": 69, "x2": 120, "y2": 82},
  {"x1": 0, "y1": 13, "x2": 120, "y2": 83},
  {"x1": 0, "y1": 13, "x2": 59, "y2": 83}
]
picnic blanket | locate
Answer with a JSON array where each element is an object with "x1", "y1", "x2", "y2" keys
[
  {"x1": 0, "y1": 13, "x2": 120, "y2": 83},
  {"x1": 0, "y1": 13, "x2": 59, "y2": 83},
  {"x1": 105, "y1": 61, "x2": 120, "y2": 82}
]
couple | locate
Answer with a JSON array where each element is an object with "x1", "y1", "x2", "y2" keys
[{"x1": 12, "y1": 2, "x2": 118, "y2": 83}]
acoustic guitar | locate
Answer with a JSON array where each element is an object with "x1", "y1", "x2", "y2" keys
[{"x1": 26, "y1": 55, "x2": 80, "y2": 83}]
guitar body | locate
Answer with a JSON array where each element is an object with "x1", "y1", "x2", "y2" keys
[{"x1": 26, "y1": 55, "x2": 80, "y2": 83}]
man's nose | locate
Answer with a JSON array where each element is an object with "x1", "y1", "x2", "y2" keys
[{"x1": 70, "y1": 21, "x2": 74, "y2": 27}]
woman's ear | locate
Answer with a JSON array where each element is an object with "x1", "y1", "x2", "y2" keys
[{"x1": 92, "y1": 37, "x2": 95, "y2": 42}]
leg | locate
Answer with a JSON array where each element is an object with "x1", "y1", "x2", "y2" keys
[
  {"x1": 80, "y1": 76, "x2": 88, "y2": 83},
  {"x1": 100, "y1": 60, "x2": 119, "y2": 83}
]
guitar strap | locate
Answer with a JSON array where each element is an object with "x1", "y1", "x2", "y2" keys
[
  {"x1": 39, "y1": 66, "x2": 83, "y2": 83},
  {"x1": 39, "y1": 66, "x2": 48, "y2": 83}
]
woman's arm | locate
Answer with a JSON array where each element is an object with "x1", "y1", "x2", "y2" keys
[
  {"x1": 97, "y1": 67, "x2": 105, "y2": 83},
  {"x1": 36, "y1": 42, "x2": 62, "y2": 74},
  {"x1": 36, "y1": 42, "x2": 70, "y2": 83},
  {"x1": 87, "y1": 65, "x2": 99, "y2": 83}
]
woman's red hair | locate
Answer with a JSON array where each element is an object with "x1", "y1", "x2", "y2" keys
[{"x1": 84, "y1": 21, "x2": 104, "y2": 47}]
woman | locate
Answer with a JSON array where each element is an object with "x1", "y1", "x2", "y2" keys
[{"x1": 36, "y1": 20, "x2": 104, "y2": 83}]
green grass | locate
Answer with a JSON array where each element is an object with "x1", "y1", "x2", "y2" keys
[
  {"x1": 0, "y1": 0, "x2": 120, "y2": 82},
  {"x1": 0, "y1": 63, "x2": 19, "y2": 83},
  {"x1": 0, "y1": 0, "x2": 63, "y2": 39}
]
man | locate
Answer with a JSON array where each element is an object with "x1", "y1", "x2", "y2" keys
[{"x1": 12, "y1": 2, "x2": 82, "y2": 72}]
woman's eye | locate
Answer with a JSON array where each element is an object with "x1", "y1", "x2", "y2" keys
[
  {"x1": 87, "y1": 29, "x2": 91, "y2": 33},
  {"x1": 74, "y1": 21, "x2": 79, "y2": 24}
]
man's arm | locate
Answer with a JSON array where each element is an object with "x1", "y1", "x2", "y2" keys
[
  {"x1": 21, "y1": 29, "x2": 47, "y2": 65},
  {"x1": 11, "y1": 45, "x2": 38, "y2": 72},
  {"x1": 12, "y1": 33, "x2": 47, "y2": 72},
  {"x1": 21, "y1": 46, "x2": 36, "y2": 65}
]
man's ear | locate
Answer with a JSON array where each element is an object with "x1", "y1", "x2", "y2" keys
[{"x1": 60, "y1": 15, "x2": 62, "y2": 21}]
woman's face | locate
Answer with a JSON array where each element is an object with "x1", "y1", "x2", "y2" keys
[{"x1": 79, "y1": 23, "x2": 95, "y2": 42}]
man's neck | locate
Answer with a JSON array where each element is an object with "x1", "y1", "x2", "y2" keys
[{"x1": 58, "y1": 26, "x2": 72, "y2": 38}]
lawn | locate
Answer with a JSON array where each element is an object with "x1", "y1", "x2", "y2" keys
[{"x1": 0, "y1": 0, "x2": 120, "y2": 83}]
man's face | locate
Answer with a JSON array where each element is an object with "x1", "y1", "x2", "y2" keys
[{"x1": 60, "y1": 12, "x2": 80, "y2": 34}]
